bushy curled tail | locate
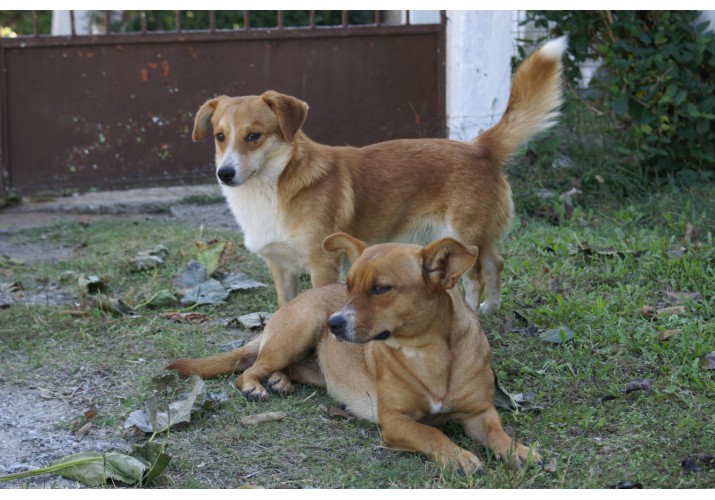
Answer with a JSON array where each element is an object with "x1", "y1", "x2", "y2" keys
[
  {"x1": 473, "y1": 36, "x2": 566, "y2": 165},
  {"x1": 166, "y1": 338, "x2": 261, "y2": 378}
]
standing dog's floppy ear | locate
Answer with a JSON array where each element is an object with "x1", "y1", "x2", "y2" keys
[
  {"x1": 421, "y1": 238, "x2": 478, "y2": 291},
  {"x1": 261, "y1": 90, "x2": 309, "y2": 143},
  {"x1": 323, "y1": 233, "x2": 367, "y2": 264},
  {"x1": 193, "y1": 97, "x2": 220, "y2": 142}
]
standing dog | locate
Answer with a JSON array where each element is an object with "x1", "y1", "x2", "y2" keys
[
  {"x1": 168, "y1": 235, "x2": 541, "y2": 473},
  {"x1": 192, "y1": 38, "x2": 566, "y2": 313}
]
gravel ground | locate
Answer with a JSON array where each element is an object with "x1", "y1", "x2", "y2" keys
[{"x1": 0, "y1": 185, "x2": 232, "y2": 488}]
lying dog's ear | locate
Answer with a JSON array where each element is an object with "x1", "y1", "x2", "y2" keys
[
  {"x1": 261, "y1": 90, "x2": 308, "y2": 143},
  {"x1": 323, "y1": 233, "x2": 367, "y2": 263},
  {"x1": 193, "y1": 98, "x2": 220, "y2": 142},
  {"x1": 422, "y1": 238, "x2": 478, "y2": 291}
]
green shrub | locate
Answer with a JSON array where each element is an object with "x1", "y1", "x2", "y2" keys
[{"x1": 521, "y1": 11, "x2": 715, "y2": 183}]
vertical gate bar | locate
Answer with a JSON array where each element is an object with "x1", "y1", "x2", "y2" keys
[
  {"x1": 374, "y1": 11, "x2": 381, "y2": 26},
  {"x1": 309, "y1": 11, "x2": 315, "y2": 28},
  {"x1": 70, "y1": 10, "x2": 76, "y2": 36},
  {"x1": 0, "y1": 39, "x2": 10, "y2": 196},
  {"x1": 341, "y1": 11, "x2": 348, "y2": 27},
  {"x1": 175, "y1": 11, "x2": 182, "y2": 32},
  {"x1": 104, "y1": 10, "x2": 110, "y2": 34},
  {"x1": 405, "y1": 10, "x2": 411, "y2": 25},
  {"x1": 140, "y1": 11, "x2": 147, "y2": 33},
  {"x1": 436, "y1": 10, "x2": 447, "y2": 138},
  {"x1": 209, "y1": 11, "x2": 216, "y2": 32},
  {"x1": 32, "y1": 11, "x2": 39, "y2": 36},
  {"x1": 277, "y1": 11, "x2": 284, "y2": 29},
  {"x1": 244, "y1": 11, "x2": 250, "y2": 30}
]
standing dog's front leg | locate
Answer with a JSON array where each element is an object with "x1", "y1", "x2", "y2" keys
[
  {"x1": 264, "y1": 257, "x2": 299, "y2": 306},
  {"x1": 308, "y1": 251, "x2": 341, "y2": 288},
  {"x1": 379, "y1": 410, "x2": 485, "y2": 474}
]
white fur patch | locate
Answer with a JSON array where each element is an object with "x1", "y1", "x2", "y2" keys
[{"x1": 540, "y1": 36, "x2": 568, "y2": 61}]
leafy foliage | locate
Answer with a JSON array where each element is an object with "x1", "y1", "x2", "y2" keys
[{"x1": 520, "y1": 10, "x2": 715, "y2": 184}]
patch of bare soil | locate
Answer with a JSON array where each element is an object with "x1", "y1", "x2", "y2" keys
[
  {"x1": 0, "y1": 196, "x2": 233, "y2": 488},
  {"x1": 0, "y1": 380, "x2": 130, "y2": 488}
]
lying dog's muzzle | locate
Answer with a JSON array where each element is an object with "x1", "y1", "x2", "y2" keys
[{"x1": 327, "y1": 314, "x2": 347, "y2": 339}]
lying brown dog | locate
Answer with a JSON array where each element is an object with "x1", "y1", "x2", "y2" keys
[
  {"x1": 168, "y1": 235, "x2": 541, "y2": 472},
  {"x1": 191, "y1": 37, "x2": 566, "y2": 313}
]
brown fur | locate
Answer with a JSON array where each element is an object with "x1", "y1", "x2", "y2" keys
[
  {"x1": 168, "y1": 235, "x2": 542, "y2": 473},
  {"x1": 192, "y1": 38, "x2": 565, "y2": 312}
]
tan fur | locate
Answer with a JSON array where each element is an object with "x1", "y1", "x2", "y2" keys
[
  {"x1": 193, "y1": 38, "x2": 566, "y2": 313},
  {"x1": 168, "y1": 236, "x2": 541, "y2": 473}
]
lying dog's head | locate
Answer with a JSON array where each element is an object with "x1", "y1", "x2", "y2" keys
[
  {"x1": 322, "y1": 233, "x2": 478, "y2": 345},
  {"x1": 192, "y1": 91, "x2": 308, "y2": 186}
]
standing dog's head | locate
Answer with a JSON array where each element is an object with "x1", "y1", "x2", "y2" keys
[
  {"x1": 322, "y1": 233, "x2": 478, "y2": 345},
  {"x1": 192, "y1": 91, "x2": 308, "y2": 186}
]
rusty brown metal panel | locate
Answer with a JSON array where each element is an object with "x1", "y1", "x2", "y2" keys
[{"x1": 2, "y1": 23, "x2": 445, "y2": 195}]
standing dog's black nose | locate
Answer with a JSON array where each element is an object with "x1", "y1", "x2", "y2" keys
[
  {"x1": 327, "y1": 315, "x2": 347, "y2": 338},
  {"x1": 217, "y1": 166, "x2": 236, "y2": 184}
]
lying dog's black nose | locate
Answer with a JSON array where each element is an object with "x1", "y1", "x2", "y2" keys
[
  {"x1": 217, "y1": 166, "x2": 236, "y2": 184},
  {"x1": 327, "y1": 315, "x2": 346, "y2": 338}
]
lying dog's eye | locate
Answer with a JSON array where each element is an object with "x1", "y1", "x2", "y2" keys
[
  {"x1": 245, "y1": 133, "x2": 262, "y2": 143},
  {"x1": 215, "y1": 132, "x2": 225, "y2": 143},
  {"x1": 370, "y1": 285, "x2": 392, "y2": 295}
]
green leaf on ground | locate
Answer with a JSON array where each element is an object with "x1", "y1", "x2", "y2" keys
[{"x1": 539, "y1": 326, "x2": 574, "y2": 343}]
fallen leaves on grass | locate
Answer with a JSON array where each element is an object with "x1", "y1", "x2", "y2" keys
[
  {"x1": 124, "y1": 375, "x2": 206, "y2": 434},
  {"x1": 0, "y1": 443, "x2": 171, "y2": 487},
  {"x1": 326, "y1": 406, "x2": 354, "y2": 420},
  {"x1": 663, "y1": 289, "x2": 701, "y2": 304},
  {"x1": 599, "y1": 379, "x2": 652, "y2": 404},
  {"x1": 654, "y1": 329, "x2": 682, "y2": 341},
  {"x1": 539, "y1": 326, "x2": 574, "y2": 344},
  {"x1": 236, "y1": 312, "x2": 273, "y2": 330},
  {"x1": 132, "y1": 245, "x2": 168, "y2": 271},
  {"x1": 622, "y1": 378, "x2": 652, "y2": 394},
  {"x1": 159, "y1": 311, "x2": 211, "y2": 324},
  {"x1": 172, "y1": 259, "x2": 265, "y2": 306},
  {"x1": 74, "y1": 422, "x2": 93, "y2": 442},
  {"x1": 699, "y1": 352, "x2": 715, "y2": 370},
  {"x1": 241, "y1": 412, "x2": 286, "y2": 426}
]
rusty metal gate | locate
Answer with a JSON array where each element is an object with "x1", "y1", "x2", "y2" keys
[{"x1": 0, "y1": 11, "x2": 446, "y2": 196}]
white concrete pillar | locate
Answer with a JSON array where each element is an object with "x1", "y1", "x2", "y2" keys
[
  {"x1": 51, "y1": 10, "x2": 93, "y2": 35},
  {"x1": 446, "y1": 10, "x2": 513, "y2": 141}
]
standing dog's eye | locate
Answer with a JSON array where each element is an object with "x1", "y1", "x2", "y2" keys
[
  {"x1": 370, "y1": 285, "x2": 392, "y2": 295},
  {"x1": 215, "y1": 132, "x2": 225, "y2": 142},
  {"x1": 245, "y1": 133, "x2": 262, "y2": 143}
]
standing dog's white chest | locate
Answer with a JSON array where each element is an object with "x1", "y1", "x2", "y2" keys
[{"x1": 221, "y1": 179, "x2": 304, "y2": 268}]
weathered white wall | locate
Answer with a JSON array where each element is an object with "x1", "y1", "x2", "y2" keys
[
  {"x1": 446, "y1": 10, "x2": 512, "y2": 141},
  {"x1": 51, "y1": 10, "x2": 93, "y2": 35}
]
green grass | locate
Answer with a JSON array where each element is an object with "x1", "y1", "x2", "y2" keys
[{"x1": 1, "y1": 183, "x2": 714, "y2": 488}]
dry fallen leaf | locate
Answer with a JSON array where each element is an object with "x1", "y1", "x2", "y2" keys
[
  {"x1": 699, "y1": 352, "x2": 715, "y2": 370},
  {"x1": 656, "y1": 306, "x2": 686, "y2": 316},
  {"x1": 545, "y1": 457, "x2": 558, "y2": 473},
  {"x1": 159, "y1": 311, "x2": 211, "y2": 324},
  {"x1": 75, "y1": 422, "x2": 93, "y2": 442},
  {"x1": 654, "y1": 329, "x2": 682, "y2": 341},
  {"x1": 241, "y1": 412, "x2": 286, "y2": 426},
  {"x1": 639, "y1": 305, "x2": 656, "y2": 318},
  {"x1": 84, "y1": 408, "x2": 98, "y2": 419},
  {"x1": 327, "y1": 406, "x2": 354, "y2": 420}
]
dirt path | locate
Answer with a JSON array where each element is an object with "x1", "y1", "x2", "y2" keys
[{"x1": 0, "y1": 185, "x2": 229, "y2": 488}]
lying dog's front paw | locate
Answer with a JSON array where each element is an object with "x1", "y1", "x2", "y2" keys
[
  {"x1": 499, "y1": 444, "x2": 542, "y2": 469},
  {"x1": 439, "y1": 449, "x2": 485, "y2": 475}
]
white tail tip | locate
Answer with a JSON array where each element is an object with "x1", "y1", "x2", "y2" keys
[{"x1": 540, "y1": 35, "x2": 568, "y2": 61}]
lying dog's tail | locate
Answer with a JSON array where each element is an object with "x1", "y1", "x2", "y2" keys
[
  {"x1": 166, "y1": 338, "x2": 261, "y2": 378},
  {"x1": 473, "y1": 36, "x2": 566, "y2": 165}
]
